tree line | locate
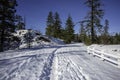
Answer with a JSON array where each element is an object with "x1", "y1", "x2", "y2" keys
[
  {"x1": 79, "y1": 0, "x2": 120, "y2": 45},
  {"x1": 0, "y1": 0, "x2": 120, "y2": 52},
  {"x1": 45, "y1": 12, "x2": 74, "y2": 43},
  {"x1": 45, "y1": 0, "x2": 120, "y2": 45}
]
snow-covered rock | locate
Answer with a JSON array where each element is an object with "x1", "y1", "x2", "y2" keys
[{"x1": 13, "y1": 29, "x2": 64, "y2": 49}]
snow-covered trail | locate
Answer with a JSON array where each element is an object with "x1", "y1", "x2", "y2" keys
[
  {"x1": 0, "y1": 43, "x2": 120, "y2": 80},
  {"x1": 0, "y1": 47, "x2": 58, "y2": 80},
  {"x1": 51, "y1": 44, "x2": 120, "y2": 80}
]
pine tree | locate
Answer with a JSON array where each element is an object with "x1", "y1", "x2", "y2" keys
[
  {"x1": 113, "y1": 33, "x2": 120, "y2": 44},
  {"x1": 84, "y1": 0, "x2": 104, "y2": 44},
  {"x1": 0, "y1": 0, "x2": 17, "y2": 52},
  {"x1": 80, "y1": 22, "x2": 86, "y2": 43},
  {"x1": 104, "y1": 19, "x2": 109, "y2": 35},
  {"x1": 79, "y1": 22, "x2": 91, "y2": 45},
  {"x1": 64, "y1": 15, "x2": 74, "y2": 43},
  {"x1": 24, "y1": 29, "x2": 33, "y2": 48},
  {"x1": 16, "y1": 15, "x2": 25, "y2": 30},
  {"x1": 101, "y1": 19, "x2": 109, "y2": 44},
  {"x1": 53, "y1": 12, "x2": 62, "y2": 38},
  {"x1": 46, "y1": 11, "x2": 54, "y2": 36}
]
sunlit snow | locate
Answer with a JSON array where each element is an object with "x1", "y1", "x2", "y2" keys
[{"x1": 0, "y1": 43, "x2": 120, "y2": 80}]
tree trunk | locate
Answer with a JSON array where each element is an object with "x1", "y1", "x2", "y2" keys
[
  {"x1": 0, "y1": 29, "x2": 4, "y2": 52},
  {"x1": 91, "y1": 0, "x2": 95, "y2": 44}
]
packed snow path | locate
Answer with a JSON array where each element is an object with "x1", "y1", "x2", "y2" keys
[
  {"x1": 51, "y1": 44, "x2": 120, "y2": 80},
  {"x1": 0, "y1": 43, "x2": 120, "y2": 80}
]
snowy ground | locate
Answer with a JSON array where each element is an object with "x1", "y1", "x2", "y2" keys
[{"x1": 0, "y1": 43, "x2": 120, "y2": 80}]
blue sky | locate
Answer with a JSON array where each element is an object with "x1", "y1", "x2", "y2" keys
[{"x1": 16, "y1": 0, "x2": 120, "y2": 34}]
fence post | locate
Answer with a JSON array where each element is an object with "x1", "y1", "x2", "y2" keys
[
  {"x1": 100, "y1": 51, "x2": 104, "y2": 61},
  {"x1": 92, "y1": 47, "x2": 95, "y2": 57},
  {"x1": 118, "y1": 58, "x2": 120, "y2": 68},
  {"x1": 87, "y1": 47, "x2": 90, "y2": 54}
]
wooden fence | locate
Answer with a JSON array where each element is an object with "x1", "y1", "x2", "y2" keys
[{"x1": 87, "y1": 46, "x2": 120, "y2": 68}]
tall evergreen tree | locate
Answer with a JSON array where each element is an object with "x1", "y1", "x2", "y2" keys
[
  {"x1": 24, "y1": 29, "x2": 33, "y2": 49},
  {"x1": 104, "y1": 19, "x2": 109, "y2": 35},
  {"x1": 46, "y1": 11, "x2": 54, "y2": 36},
  {"x1": 84, "y1": 0, "x2": 104, "y2": 44},
  {"x1": 111, "y1": 33, "x2": 120, "y2": 44},
  {"x1": 0, "y1": 0, "x2": 17, "y2": 52},
  {"x1": 16, "y1": 15, "x2": 25, "y2": 30},
  {"x1": 64, "y1": 15, "x2": 74, "y2": 43},
  {"x1": 79, "y1": 21, "x2": 91, "y2": 45},
  {"x1": 100, "y1": 19, "x2": 109, "y2": 44},
  {"x1": 53, "y1": 12, "x2": 62, "y2": 38},
  {"x1": 80, "y1": 22, "x2": 86, "y2": 42}
]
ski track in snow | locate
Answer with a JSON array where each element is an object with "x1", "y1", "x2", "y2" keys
[
  {"x1": 0, "y1": 43, "x2": 120, "y2": 80},
  {"x1": 0, "y1": 47, "x2": 57, "y2": 80},
  {"x1": 51, "y1": 46, "x2": 90, "y2": 80},
  {"x1": 51, "y1": 44, "x2": 120, "y2": 80},
  {"x1": 39, "y1": 47, "x2": 60, "y2": 80}
]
